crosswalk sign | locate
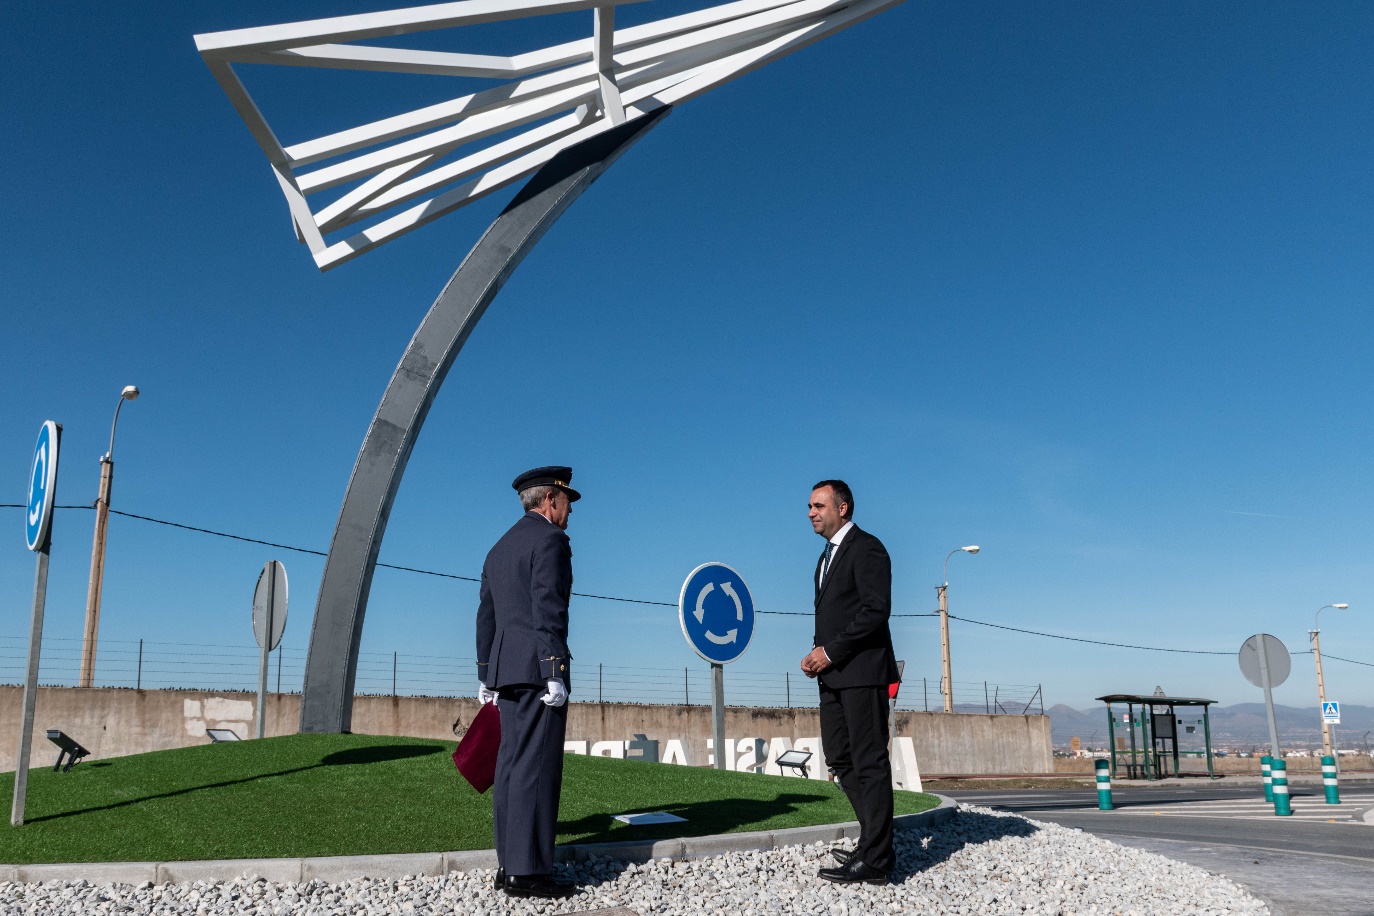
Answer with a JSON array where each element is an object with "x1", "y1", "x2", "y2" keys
[{"x1": 1322, "y1": 701, "x2": 1340, "y2": 724}]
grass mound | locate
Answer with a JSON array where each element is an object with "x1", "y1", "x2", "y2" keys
[{"x1": 0, "y1": 734, "x2": 937, "y2": 865}]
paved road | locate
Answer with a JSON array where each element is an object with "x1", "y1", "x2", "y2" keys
[
  {"x1": 944, "y1": 784, "x2": 1374, "y2": 915},
  {"x1": 945, "y1": 785, "x2": 1374, "y2": 855}
]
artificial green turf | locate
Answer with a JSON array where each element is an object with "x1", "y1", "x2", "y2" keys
[{"x1": 0, "y1": 734, "x2": 937, "y2": 864}]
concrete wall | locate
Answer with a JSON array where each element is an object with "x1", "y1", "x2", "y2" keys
[
  {"x1": 0, "y1": 687, "x2": 1051, "y2": 776},
  {"x1": 896, "y1": 710, "x2": 1053, "y2": 775}
]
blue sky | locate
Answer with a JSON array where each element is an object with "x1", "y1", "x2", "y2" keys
[{"x1": 4, "y1": 0, "x2": 1373, "y2": 714}]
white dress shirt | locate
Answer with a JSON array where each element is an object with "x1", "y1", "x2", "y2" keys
[{"x1": 817, "y1": 520, "x2": 854, "y2": 588}]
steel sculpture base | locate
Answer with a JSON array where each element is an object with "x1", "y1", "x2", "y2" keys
[{"x1": 299, "y1": 108, "x2": 670, "y2": 734}]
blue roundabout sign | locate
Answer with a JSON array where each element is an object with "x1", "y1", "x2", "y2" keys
[
  {"x1": 678, "y1": 562, "x2": 755, "y2": 665},
  {"x1": 26, "y1": 421, "x2": 60, "y2": 552}
]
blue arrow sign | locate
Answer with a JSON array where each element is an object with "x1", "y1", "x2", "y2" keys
[
  {"x1": 1322, "y1": 701, "x2": 1340, "y2": 722},
  {"x1": 678, "y1": 562, "x2": 755, "y2": 665},
  {"x1": 25, "y1": 422, "x2": 59, "y2": 552}
]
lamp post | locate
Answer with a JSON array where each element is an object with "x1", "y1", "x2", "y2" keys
[
  {"x1": 937, "y1": 545, "x2": 979, "y2": 713},
  {"x1": 1309, "y1": 602, "x2": 1349, "y2": 760},
  {"x1": 79, "y1": 386, "x2": 139, "y2": 688}
]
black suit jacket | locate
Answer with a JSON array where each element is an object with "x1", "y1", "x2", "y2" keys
[
  {"x1": 476, "y1": 512, "x2": 573, "y2": 690},
  {"x1": 814, "y1": 524, "x2": 900, "y2": 689}
]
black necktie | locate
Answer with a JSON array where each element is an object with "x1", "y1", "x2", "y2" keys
[{"x1": 821, "y1": 542, "x2": 835, "y2": 583}]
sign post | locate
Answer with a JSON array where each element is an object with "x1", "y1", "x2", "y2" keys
[
  {"x1": 679, "y1": 563, "x2": 755, "y2": 770},
  {"x1": 13, "y1": 421, "x2": 62, "y2": 827},
  {"x1": 1239, "y1": 634, "x2": 1291, "y2": 760},
  {"x1": 252, "y1": 561, "x2": 289, "y2": 740}
]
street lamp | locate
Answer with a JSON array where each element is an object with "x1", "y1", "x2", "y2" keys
[
  {"x1": 79, "y1": 385, "x2": 139, "y2": 688},
  {"x1": 936, "y1": 545, "x2": 979, "y2": 713},
  {"x1": 1309, "y1": 602, "x2": 1349, "y2": 760}
]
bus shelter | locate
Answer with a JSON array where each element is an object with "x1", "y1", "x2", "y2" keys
[{"x1": 1096, "y1": 694, "x2": 1217, "y2": 780}]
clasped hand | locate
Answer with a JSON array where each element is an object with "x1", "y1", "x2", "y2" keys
[
  {"x1": 480, "y1": 680, "x2": 567, "y2": 705},
  {"x1": 800, "y1": 646, "x2": 831, "y2": 678}
]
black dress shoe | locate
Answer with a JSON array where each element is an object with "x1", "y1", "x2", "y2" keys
[
  {"x1": 818, "y1": 858, "x2": 888, "y2": 885},
  {"x1": 829, "y1": 847, "x2": 853, "y2": 865},
  {"x1": 503, "y1": 874, "x2": 576, "y2": 898},
  {"x1": 493, "y1": 868, "x2": 504, "y2": 891}
]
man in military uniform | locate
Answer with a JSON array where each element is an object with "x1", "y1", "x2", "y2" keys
[{"x1": 476, "y1": 466, "x2": 578, "y2": 899}]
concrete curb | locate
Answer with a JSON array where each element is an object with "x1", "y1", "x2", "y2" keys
[{"x1": 0, "y1": 796, "x2": 958, "y2": 886}]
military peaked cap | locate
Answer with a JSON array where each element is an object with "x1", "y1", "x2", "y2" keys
[{"x1": 512, "y1": 465, "x2": 581, "y2": 501}]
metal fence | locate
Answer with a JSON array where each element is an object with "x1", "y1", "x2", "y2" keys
[{"x1": 0, "y1": 635, "x2": 1042, "y2": 714}]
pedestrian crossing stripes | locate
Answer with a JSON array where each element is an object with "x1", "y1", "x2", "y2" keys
[
  {"x1": 951, "y1": 787, "x2": 1374, "y2": 827},
  {"x1": 1081, "y1": 795, "x2": 1373, "y2": 822}
]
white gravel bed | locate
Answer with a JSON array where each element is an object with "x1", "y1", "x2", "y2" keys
[{"x1": 0, "y1": 806, "x2": 1268, "y2": 915}]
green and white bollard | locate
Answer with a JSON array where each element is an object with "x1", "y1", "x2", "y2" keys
[
  {"x1": 1261, "y1": 755, "x2": 1273, "y2": 803},
  {"x1": 1322, "y1": 755, "x2": 1340, "y2": 804},
  {"x1": 1095, "y1": 759, "x2": 1114, "y2": 810},
  {"x1": 1271, "y1": 759, "x2": 1292, "y2": 816}
]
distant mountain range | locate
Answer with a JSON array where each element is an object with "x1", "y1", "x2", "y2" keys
[{"x1": 1048, "y1": 702, "x2": 1374, "y2": 751}]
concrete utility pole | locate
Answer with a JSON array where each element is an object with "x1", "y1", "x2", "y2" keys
[
  {"x1": 80, "y1": 385, "x2": 139, "y2": 688},
  {"x1": 1311, "y1": 603, "x2": 1349, "y2": 759},
  {"x1": 937, "y1": 546, "x2": 979, "y2": 713}
]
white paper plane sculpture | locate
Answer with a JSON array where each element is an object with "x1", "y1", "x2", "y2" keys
[{"x1": 195, "y1": 0, "x2": 907, "y2": 270}]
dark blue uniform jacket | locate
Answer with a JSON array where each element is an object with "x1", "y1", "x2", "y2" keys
[{"x1": 476, "y1": 511, "x2": 573, "y2": 690}]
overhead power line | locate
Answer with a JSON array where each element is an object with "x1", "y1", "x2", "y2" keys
[
  {"x1": 0, "y1": 503, "x2": 675, "y2": 607},
  {"x1": 1316, "y1": 652, "x2": 1374, "y2": 669},
  {"x1": 5, "y1": 504, "x2": 1373, "y2": 664},
  {"x1": 109, "y1": 507, "x2": 332, "y2": 559},
  {"x1": 944, "y1": 616, "x2": 1374, "y2": 667},
  {"x1": 946, "y1": 615, "x2": 1234, "y2": 655},
  {"x1": 108, "y1": 509, "x2": 681, "y2": 607}
]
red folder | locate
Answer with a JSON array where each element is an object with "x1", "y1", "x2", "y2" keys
[{"x1": 453, "y1": 702, "x2": 501, "y2": 793}]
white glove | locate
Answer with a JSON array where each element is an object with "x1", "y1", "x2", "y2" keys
[
  {"x1": 540, "y1": 678, "x2": 568, "y2": 707},
  {"x1": 478, "y1": 682, "x2": 498, "y2": 705}
]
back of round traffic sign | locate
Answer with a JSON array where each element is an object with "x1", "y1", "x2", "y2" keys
[
  {"x1": 25, "y1": 421, "x2": 59, "y2": 552},
  {"x1": 1238, "y1": 633, "x2": 1290, "y2": 689},
  {"x1": 678, "y1": 563, "x2": 755, "y2": 665},
  {"x1": 252, "y1": 561, "x2": 289, "y2": 651}
]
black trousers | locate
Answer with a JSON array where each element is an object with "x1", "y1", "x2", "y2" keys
[
  {"x1": 494, "y1": 685, "x2": 568, "y2": 875},
  {"x1": 819, "y1": 682, "x2": 894, "y2": 871}
]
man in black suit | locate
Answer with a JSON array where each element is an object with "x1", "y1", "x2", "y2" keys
[
  {"x1": 801, "y1": 479, "x2": 900, "y2": 885},
  {"x1": 476, "y1": 466, "x2": 579, "y2": 899}
]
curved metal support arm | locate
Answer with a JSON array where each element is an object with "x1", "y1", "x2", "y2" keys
[
  {"x1": 299, "y1": 106, "x2": 669, "y2": 734},
  {"x1": 107, "y1": 398, "x2": 127, "y2": 461},
  {"x1": 1314, "y1": 603, "x2": 1348, "y2": 636}
]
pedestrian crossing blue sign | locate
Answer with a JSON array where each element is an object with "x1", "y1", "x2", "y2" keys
[{"x1": 1322, "y1": 701, "x2": 1340, "y2": 723}]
